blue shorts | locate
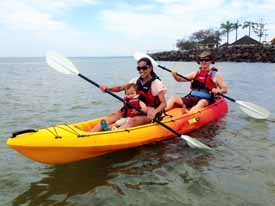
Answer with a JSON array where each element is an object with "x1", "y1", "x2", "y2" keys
[
  {"x1": 181, "y1": 94, "x2": 202, "y2": 109},
  {"x1": 181, "y1": 94, "x2": 214, "y2": 109}
]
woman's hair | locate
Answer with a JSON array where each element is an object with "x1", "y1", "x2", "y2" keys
[
  {"x1": 137, "y1": 57, "x2": 152, "y2": 67},
  {"x1": 137, "y1": 57, "x2": 160, "y2": 80},
  {"x1": 196, "y1": 51, "x2": 215, "y2": 64}
]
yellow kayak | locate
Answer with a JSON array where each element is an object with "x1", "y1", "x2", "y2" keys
[{"x1": 6, "y1": 97, "x2": 228, "y2": 165}]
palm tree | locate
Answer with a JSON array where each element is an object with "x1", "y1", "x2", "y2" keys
[
  {"x1": 253, "y1": 22, "x2": 265, "y2": 42},
  {"x1": 242, "y1": 21, "x2": 257, "y2": 37},
  {"x1": 232, "y1": 20, "x2": 242, "y2": 41},
  {"x1": 220, "y1": 21, "x2": 234, "y2": 44}
]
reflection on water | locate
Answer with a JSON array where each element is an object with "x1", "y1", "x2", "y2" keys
[
  {"x1": 12, "y1": 135, "x2": 216, "y2": 206},
  {"x1": 12, "y1": 148, "x2": 141, "y2": 205}
]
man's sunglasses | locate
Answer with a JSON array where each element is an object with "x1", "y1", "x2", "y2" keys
[
  {"x1": 137, "y1": 65, "x2": 149, "y2": 71},
  {"x1": 199, "y1": 58, "x2": 211, "y2": 62}
]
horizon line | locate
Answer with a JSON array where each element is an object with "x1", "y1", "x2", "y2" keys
[{"x1": 0, "y1": 55, "x2": 132, "y2": 59}]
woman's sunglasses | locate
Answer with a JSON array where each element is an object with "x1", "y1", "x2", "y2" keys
[
  {"x1": 137, "y1": 65, "x2": 149, "y2": 71},
  {"x1": 199, "y1": 58, "x2": 211, "y2": 62}
]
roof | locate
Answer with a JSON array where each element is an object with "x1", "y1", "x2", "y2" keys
[
  {"x1": 220, "y1": 42, "x2": 230, "y2": 47},
  {"x1": 231, "y1": 35, "x2": 262, "y2": 46}
]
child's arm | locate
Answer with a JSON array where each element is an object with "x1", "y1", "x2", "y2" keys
[{"x1": 139, "y1": 101, "x2": 148, "y2": 113}]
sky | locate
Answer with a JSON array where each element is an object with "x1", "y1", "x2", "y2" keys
[{"x1": 0, "y1": 0, "x2": 274, "y2": 57}]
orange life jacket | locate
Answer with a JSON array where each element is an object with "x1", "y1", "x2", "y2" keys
[
  {"x1": 121, "y1": 95, "x2": 142, "y2": 117},
  {"x1": 191, "y1": 67, "x2": 218, "y2": 91}
]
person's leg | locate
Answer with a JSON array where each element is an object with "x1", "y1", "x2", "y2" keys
[
  {"x1": 165, "y1": 96, "x2": 184, "y2": 111},
  {"x1": 189, "y1": 99, "x2": 209, "y2": 113},
  {"x1": 111, "y1": 117, "x2": 128, "y2": 130},
  {"x1": 89, "y1": 110, "x2": 123, "y2": 132},
  {"x1": 118, "y1": 116, "x2": 150, "y2": 129}
]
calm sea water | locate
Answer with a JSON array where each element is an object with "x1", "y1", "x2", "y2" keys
[{"x1": 1, "y1": 57, "x2": 275, "y2": 206}]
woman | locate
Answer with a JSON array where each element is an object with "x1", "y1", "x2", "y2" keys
[
  {"x1": 90, "y1": 57, "x2": 167, "y2": 132},
  {"x1": 165, "y1": 51, "x2": 227, "y2": 113}
]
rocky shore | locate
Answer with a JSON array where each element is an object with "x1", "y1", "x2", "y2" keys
[{"x1": 151, "y1": 45, "x2": 275, "y2": 63}]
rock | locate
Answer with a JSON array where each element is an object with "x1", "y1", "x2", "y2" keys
[{"x1": 150, "y1": 45, "x2": 275, "y2": 63}]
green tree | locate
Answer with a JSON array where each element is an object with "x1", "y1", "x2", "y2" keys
[
  {"x1": 232, "y1": 20, "x2": 242, "y2": 41},
  {"x1": 253, "y1": 23, "x2": 265, "y2": 42},
  {"x1": 242, "y1": 21, "x2": 257, "y2": 37},
  {"x1": 176, "y1": 39, "x2": 196, "y2": 50},
  {"x1": 220, "y1": 21, "x2": 234, "y2": 44},
  {"x1": 176, "y1": 29, "x2": 222, "y2": 50},
  {"x1": 191, "y1": 29, "x2": 222, "y2": 47}
]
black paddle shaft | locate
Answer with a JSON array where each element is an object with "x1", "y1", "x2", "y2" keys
[
  {"x1": 158, "y1": 65, "x2": 191, "y2": 81},
  {"x1": 79, "y1": 73, "x2": 124, "y2": 102},
  {"x1": 78, "y1": 73, "x2": 182, "y2": 137}
]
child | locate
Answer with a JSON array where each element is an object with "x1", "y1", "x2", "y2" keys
[{"x1": 100, "y1": 83, "x2": 147, "y2": 131}]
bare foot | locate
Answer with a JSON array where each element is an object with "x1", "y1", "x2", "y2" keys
[{"x1": 181, "y1": 107, "x2": 188, "y2": 114}]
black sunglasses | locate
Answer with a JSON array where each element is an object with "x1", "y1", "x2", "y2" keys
[
  {"x1": 137, "y1": 65, "x2": 149, "y2": 71},
  {"x1": 199, "y1": 58, "x2": 211, "y2": 62}
]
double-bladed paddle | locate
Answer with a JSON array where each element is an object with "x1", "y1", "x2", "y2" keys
[
  {"x1": 46, "y1": 51, "x2": 212, "y2": 150},
  {"x1": 134, "y1": 52, "x2": 270, "y2": 120}
]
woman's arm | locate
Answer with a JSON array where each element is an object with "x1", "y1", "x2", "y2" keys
[
  {"x1": 172, "y1": 70, "x2": 196, "y2": 82},
  {"x1": 147, "y1": 90, "x2": 166, "y2": 120},
  {"x1": 100, "y1": 84, "x2": 126, "y2": 93},
  {"x1": 212, "y1": 73, "x2": 228, "y2": 94}
]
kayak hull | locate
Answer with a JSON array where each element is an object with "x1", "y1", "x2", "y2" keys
[{"x1": 7, "y1": 97, "x2": 228, "y2": 164}]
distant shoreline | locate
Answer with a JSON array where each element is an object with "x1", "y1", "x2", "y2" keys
[
  {"x1": 151, "y1": 45, "x2": 275, "y2": 63},
  {"x1": 0, "y1": 56, "x2": 132, "y2": 59}
]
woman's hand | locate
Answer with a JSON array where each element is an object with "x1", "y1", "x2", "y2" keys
[
  {"x1": 211, "y1": 88, "x2": 220, "y2": 95},
  {"x1": 99, "y1": 85, "x2": 108, "y2": 92},
  {"x1": 147, "y1": 107, "x2": 157, "y2": 120},
  {"x1": 171, "y1": 69, "x2": 178, "y2": 79}
]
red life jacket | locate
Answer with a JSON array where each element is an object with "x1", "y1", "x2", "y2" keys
[
  {"x1": 122, "y1": 95, "x2": 142, "y2": 117},
  {"x1": 136, "y1": 77, "x2": 161, "y2": 108},
  {"x1": 190, "y1": 67, "x2": 217, "y2": 91}
]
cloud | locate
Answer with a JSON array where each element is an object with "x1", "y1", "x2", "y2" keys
[
  {"x1": 27, "y1": 0, "x2": 98, "y2": 14},
  {"x1": 0, "y1": 2, "x2": 63, "y2": 32},
  {"x1": 0, "y1": 0, "x2": 274, "y2": 56},
  {"x1": 152, "y1": 0, "x2": 184, "y2": 3},
  {"x1": 29, "y1": 0, "x2": 98, "y2": 11},
  {"x1": 0, "y1": 0, "x2": 98, "y2": 32},
  {"x1": 99, "y1": 1, "x2": 224, "y2": 41},
  {"x1": 99, "y1": 0, "x2": 275, "y2": 49},
  {"x1": 0, "y1": 0, "x2": 99, "y2": 56}
]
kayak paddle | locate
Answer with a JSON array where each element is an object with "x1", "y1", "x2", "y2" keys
[
  {"x1": 134, "y1": 52, "x2": 270, "y2": 120},
  {"x1": 46, "y1": 51, "x2": 212, "y2": 150}
]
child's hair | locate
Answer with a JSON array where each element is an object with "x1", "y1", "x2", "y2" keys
[{"x1": 125, "y1": 83, "x2": 137, "y2": 91}]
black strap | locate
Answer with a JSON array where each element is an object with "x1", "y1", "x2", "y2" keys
[
  {"x1": 12, "y1": 129, "x2": 37, "y2": 138},
  {"x1": 136, "y1": 76, "x2": 159, "y2": 93}
]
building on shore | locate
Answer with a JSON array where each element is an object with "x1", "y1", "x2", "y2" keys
[
  {"x1": 230, "y1": 35, "x2": 262, "y2": 47},
  {"x1": 197, "y1": 42, "x2": 217, "y2": 49}
]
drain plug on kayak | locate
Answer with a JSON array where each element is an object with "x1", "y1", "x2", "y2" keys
[{"x1": 188, "y1": 117, "x2": 200, "y2": 125}]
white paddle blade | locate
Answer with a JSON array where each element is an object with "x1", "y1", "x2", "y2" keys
[
  {"x1": 236, "y1": 100, "x2": 270, "y2": 119},
  {"x1": 133, "y1": 52, "x2": 158, "y2": 67},
  {"x1": 46, "y1": 51, "x2": 79, "y2": 75},
  {"x1": 181, "y1": 135, "x2": 213, "y2": 150}
]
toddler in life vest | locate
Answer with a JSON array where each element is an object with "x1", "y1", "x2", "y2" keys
[{"x1": 100, "y1": 83, "x2": 147, "y2": 131}]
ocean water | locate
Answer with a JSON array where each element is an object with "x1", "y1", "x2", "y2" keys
[{"x1": 1, "y1": 57, "x2": 275, "y2": 206}]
